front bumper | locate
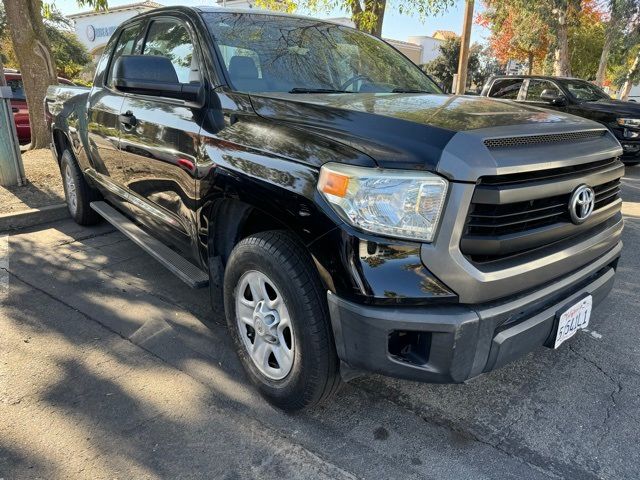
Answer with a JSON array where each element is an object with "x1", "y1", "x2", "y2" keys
[{"x1": 328, "y1": 242, "x2": 621, "y2": 383}]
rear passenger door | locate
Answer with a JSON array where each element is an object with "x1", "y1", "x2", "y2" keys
[{"x1": 117, "y1": 16, "x2": 204, "y2": 260}]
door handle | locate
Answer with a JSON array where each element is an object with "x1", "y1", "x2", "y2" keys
[{"x1": 119, "y1": 111, "x2": 137, "y2": 128}]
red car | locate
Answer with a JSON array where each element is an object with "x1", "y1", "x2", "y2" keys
[{"x1": 5, "y1": 71, "x2": 73, "y2": 145}]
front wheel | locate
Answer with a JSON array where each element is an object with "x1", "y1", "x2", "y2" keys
[{"x1": 223, "y1": 231, "x2": 341, "y2": 411}]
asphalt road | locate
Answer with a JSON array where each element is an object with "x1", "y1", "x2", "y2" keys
[{"x1": 1, "y1": 167, "x2": 639, "y2": 480}]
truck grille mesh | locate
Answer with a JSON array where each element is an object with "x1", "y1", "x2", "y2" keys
[
  {"x1": 461, "y1": 158, "x2": 624, "y2": 263},
  {"x1": 484, "y1": 130, "x2": 606, "y2": 149}
]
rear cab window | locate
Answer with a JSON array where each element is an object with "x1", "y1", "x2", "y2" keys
[{"x1": 488, "y1": 79, "x2": 524, "y2": 100}]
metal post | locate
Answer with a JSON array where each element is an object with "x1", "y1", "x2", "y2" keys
[
  {"x1": 0, "y1": 67, "x2": 25, "y2": 187},
  {"x1": 455, "y1": 0, "x2": 475, "y2": 95}
]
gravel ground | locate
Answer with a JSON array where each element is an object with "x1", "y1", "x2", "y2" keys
[{"x1": 0, "y1": 149, "x2": 64, "y2": 214}]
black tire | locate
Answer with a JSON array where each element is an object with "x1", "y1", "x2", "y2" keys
[
  {"x1": 60, "y1": 149, "x2": 101, "y2": 225},
  {"x1": 624, "y1": 161, "x2": 639, "y2": 167},
  {"x1": 223, "y1": 231, "x2": 341, "y2": 411}
]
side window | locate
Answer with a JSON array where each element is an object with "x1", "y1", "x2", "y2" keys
[
  {"x1": 7, "y1": 79, "x2": 25, "y2": 101},
  {"x1": 143, "y1": 20, "x2": 199, "y2": 84},
  {"x1": 106, "y1": 25, "x2": 140, "y2": 87},
  {"x1": 525, "y1": 80, "x2": 559, "y2": 101},
  {"x1": 489, "y1": 79, "x2": 524, "y2": 99}
]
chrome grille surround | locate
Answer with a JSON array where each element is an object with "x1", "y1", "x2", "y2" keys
[{"x1": 460, "y1": 158, "x2": 624, "y2": 263}]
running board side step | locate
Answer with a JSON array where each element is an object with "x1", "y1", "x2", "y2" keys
[{"x1": 90, "y1": 201, "x2": 209, "y2": 289}]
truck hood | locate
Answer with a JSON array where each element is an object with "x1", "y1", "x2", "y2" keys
[
  {"x1": 579, "y1": 98, "x2": 640, "y2": 117},
  {"x1": 249, "y1": 92, "x2": 603, "y2": 174}
]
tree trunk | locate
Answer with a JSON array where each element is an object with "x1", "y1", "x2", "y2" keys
[
  {"x1": 597, "y1": 0, "x2": 624, "y2": 86},
  {"x1": 351, "y1": 0, "x2": 386, "y2": 37},
  {"x1": 554, "y1": 8, "x2": 571, "y2": 77},
  {"x1": 3, "y1": 0, "x2": 57, "y2": 150},
  {"x1": 527, "y1": 51, "x2": 534, "y2": 75},
  {"x1": 596, "y1": 21, "x2": 616, "y2": 86},
  {"x1": 619, "y1": 51, "x2": 640, "y2": 101},
  {"x1": 368, "y1": 0, "x2": 386, "y2": 37}
]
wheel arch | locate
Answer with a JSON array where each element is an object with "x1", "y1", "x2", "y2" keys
[{"x1": 51, "y1": 128, "x2": 71, "y2": 164}]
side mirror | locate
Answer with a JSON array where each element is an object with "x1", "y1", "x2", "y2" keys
[
  {"x1": 113, "y1": 55, "x2": 201, "y2": 102},
  {"x1": 540, "y1": 89, "x2": 566, "y2": 106}
]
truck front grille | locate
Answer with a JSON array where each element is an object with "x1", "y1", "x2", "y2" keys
[{"x1": 461, "y1": 158, "x2": 624, "y2": 263}]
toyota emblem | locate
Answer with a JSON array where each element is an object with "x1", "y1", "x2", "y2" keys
[{"x1": 569, "y1": 185, "x2": 595, "y2": 224}]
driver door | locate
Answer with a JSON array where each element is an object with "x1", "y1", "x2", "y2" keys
[
  {"x1": 117, "y1": 16, "x2": 204, "y2": 260},
  {"x1": 522, "y1": 79, "x2": 567, "y2": 113}
]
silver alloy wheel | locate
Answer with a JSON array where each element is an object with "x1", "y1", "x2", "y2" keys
[
  {"x1": 64, "y1": 164, "x2": 78, "y2": 215},
  {"x1": 235, "y1": 270, "x2": 295, "y2": 380}
]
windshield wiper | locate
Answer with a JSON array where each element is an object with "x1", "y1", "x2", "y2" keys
[
  {"x1": 289, "y1": 88, "x2": 350, "y2": 94},
  {"x1": 391, "y1": 88, "x2": 432, "y2": 93}
]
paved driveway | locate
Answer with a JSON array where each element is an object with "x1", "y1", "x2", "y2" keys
[{"x1": 1, "y1": 167, "x2": 639, "y2": 479}]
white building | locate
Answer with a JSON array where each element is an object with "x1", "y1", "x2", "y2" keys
[
  {"x1": 68, "y1": 1, "x2": 163, "y2": 57},
  {"x1": 66, "y1": 0, "x2": 455, "y2": 67}
]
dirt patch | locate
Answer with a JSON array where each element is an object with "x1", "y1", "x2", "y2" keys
[{"x1": 0, "y1": 149, "x2": 65, "y2": 214}]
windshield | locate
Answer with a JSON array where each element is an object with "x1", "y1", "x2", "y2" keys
[
  {"x1": 204, "y1": 13, "x2": 441, "y2": 95},
  {"x1": 564, "y1": 80, "x2": 610, "y2": 102}
]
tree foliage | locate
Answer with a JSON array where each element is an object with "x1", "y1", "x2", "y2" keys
[
  {"x1": 422, "y1": 37, "x2": 483, "y2": 92},
  {"x1": 568, "y1": 0, "x2": 605, "y2": 79},
  {"x1": 0, "y1": 5, "x2": 91, "y2": 79},
  {"x1": 255, "y1": 0, "x2": 455, "y2": 37},
  {"x1": 477, "y1": 4, "x2": 550, "y2": 74},
  {"x1": 478, "y1": 0, "x2": 581, "y2": 76}
]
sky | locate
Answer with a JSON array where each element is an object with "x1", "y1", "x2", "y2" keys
[{"x1": 53, "y1": 0, "x2": 490, "y2": 44}]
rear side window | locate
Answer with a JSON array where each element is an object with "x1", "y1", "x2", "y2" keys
[
  {"x1": 489, "y1": 79, "x2": 523, "y2": 99},
  {"x1": 107, "y1": 25, "x2": 141, "y2": 87},
  {"x1": 143, "y1": 20, "x2": 199, "y2": 84},
  {"x1": 6, "y1": 79, "x2": 25, "y2": 101},
  {"x1": 525, "y1": 79, "x2": 559, "y2": 101}
]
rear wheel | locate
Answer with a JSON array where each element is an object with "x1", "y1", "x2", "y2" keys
[
  {"x1": 60, "y1": 149, "x2": 101, "y2": 225},
  {"x1": 223, "y1": 231, "x2": 341, "y2": 411}
]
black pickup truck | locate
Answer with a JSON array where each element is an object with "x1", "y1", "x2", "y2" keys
[
  {"x1": 481, "y1": 75, "x2": 640, "y2": 165},
  {"x1": 47, "y1": 7, "x2": 624, "y2": 410}
]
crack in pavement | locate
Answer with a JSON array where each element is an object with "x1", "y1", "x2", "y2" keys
[{"x1": 567, "y1": 344, "x2": 623, "y2": 451}]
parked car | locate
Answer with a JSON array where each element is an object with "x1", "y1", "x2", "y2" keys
[
  {"x1": 4, "y1": 71, "x2": 73, "y2": 145},
  {"x1": 481, "y1": 75, "x2": 640, "y2": 166},
  {"x1": 46, "y1": 8, "x2": 624, "y2": 410}
]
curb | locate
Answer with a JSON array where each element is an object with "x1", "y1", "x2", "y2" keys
[{"x1": 0, "y1": 203, "x2": 69, "y2": 232}]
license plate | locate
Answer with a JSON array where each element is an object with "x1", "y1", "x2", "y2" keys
[{"x1": 554, "y1": 296, "x2": 592, "y2": 349}]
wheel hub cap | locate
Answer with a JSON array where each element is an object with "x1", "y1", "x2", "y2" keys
[{"x1": 235, "y1": 271, "x2": 295, "y2": 380}]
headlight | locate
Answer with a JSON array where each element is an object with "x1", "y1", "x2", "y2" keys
[
  {"x1": 317, "y1": 163, "x2": 448, "y2": 242},
  {"x1": 617, "y1": 118, "x2": 640, "y2": 128}
]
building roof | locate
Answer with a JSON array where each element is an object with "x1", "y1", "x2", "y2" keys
[
  {"x1": 432, "y1": 30, "x2": 457, "y2": 40},
  {"x1": 67, "y1": 1, "x2": 163, "y2": 19},
  {"x1": 385, "y1": 38, "x2": 422, "y2": 50}
]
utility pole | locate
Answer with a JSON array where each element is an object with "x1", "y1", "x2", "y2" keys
[
  {"x1": 0, "y1": 58, "x2": 25, "y2": 187},
  {"x1": 455, "y1": 0, "x2": 474, "y2": 95}
]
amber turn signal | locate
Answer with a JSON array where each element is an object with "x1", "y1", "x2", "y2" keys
[{"x1": 319, "y1": 169, "x2": 350, "y2": 197}]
